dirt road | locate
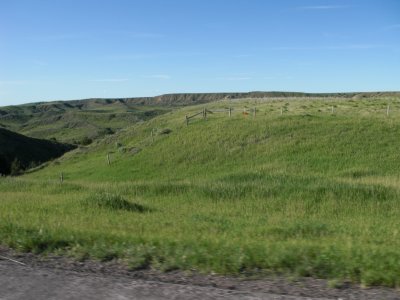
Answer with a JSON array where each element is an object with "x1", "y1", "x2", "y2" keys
[
  {"x1": 1, "y1": 249, "x2": 399, "y2": 300},
  {"x1": 0, "y1": 260, "x2": 326, "y2": 300}
]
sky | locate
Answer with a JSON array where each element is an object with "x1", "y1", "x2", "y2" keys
[{"x1": 0, "y1": 0, "x2": 399, "y2": 105}]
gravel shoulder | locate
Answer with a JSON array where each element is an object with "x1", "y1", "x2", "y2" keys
[{"x1": 1, "y1": 247, "x2": 399, "y2": 300}]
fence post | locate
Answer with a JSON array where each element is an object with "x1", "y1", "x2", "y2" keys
[
  {"x1": 280, "y1": 107, "x2": 283, "y2": 115},
  {"x1": 387, "y1": 105, "x2": 390, "y2": 116},
  {"x1": 151, "y1": 129, "x2": 154, "y2": 142},
  {"x1": 107, "y1": 153, "x2": 111, "y2": 165},
  {"x1": 331, "y1": 106, "x2": 334, "y2": 114},
  {"x1": 229, "y1": 107, "x2": 232, "y2": 117},
  {"x1": 253, "y1": 107, "x2": 256, "y2": 118},
  {"x1": 60, "y1": 172, "x2": 63, "y2": 183}
]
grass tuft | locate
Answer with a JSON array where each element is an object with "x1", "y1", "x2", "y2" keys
[{"x1": 82, "y1": 192, "x2": 151, "y2": 213}]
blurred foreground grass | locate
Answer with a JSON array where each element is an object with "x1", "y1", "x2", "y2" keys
[{"x1": 2, "y1": 96, "x2": 400, "y2": 287}]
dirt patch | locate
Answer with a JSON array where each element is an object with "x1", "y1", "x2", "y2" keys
[{"x1": 1, "y1": 246, "x2": 399, "y2": 300}]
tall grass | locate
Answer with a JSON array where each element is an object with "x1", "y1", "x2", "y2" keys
[{"x1": 1, "y1": 96, "x2": 400, "y2": 286}]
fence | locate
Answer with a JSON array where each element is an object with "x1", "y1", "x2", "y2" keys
[
  {"x1": 184, "y1": 103, "x2": 395, "y2": 125},
  {"x1": 57, "y1": 101, "x2": 395, "y2": 181},
  {"x1": 185, "y1": 107, "x2": 260, "y2": 125}
]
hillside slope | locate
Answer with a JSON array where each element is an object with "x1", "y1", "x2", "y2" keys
[
  {"x1": 3, "y1": 95, "x2": 400, "y2": 286},
  {"x1": 0, "y1": 101, "x2": 169, "y2": 143},
  {"x1": 32, "y1": 94, "x2": 400, "y2": 182},
  {"x1": 1, "y1": 91, "x2": 397, "y2": 144},
  {"x1": 0, "y1": 128, "x2": 75, "y2": 175}
]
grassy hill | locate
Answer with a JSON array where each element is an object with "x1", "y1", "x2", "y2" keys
[
  {"x1": 1, "y1": 91, "x2": 398, "y2": 144},
  {"x1": 2, "y1": 94, "x2": 400, "y2": 286},
  {"x1": 32, "y1": 94, "x2": 400, "y2": 182},
  {"x1": 0, "y1": 99, "x2": 169, "y2": 144},
  {"x1": 0, "y1": 128, "x2": 75, "y2": 175}
]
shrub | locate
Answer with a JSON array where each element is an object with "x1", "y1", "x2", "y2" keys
[
  {"x1": 82, "y1": 192, "x2": 151, "y2": 212},
  {"x1": 10, "y1": 158, "x2": 23, "y2": 176},
  {"x1": 159, "y1": 128, "x2": 172, "y2": 135},
  {"x1": 80, "y1": 136, "x2": 92, "y2": 145}
]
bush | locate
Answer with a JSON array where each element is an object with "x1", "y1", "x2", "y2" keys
[
  {"x1": 159, "y1": 128, "x2": 172, "y2": 135},
  {"x1": 80, "y1": 136, "x2": 92, "y2": 145},
  {"x1": 10, "y1": 158, "x2": 23, "y2": 176}
]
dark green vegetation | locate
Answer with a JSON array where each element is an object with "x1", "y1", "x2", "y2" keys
[
  {"x1": 1, "y1": 94, "x2": 400, "y2": 287},
  {"x1": 0, "y1": 128, "x2": 75, "y2": 175},
  {"x1": 0, "y1": 99, "x2": 169, "y2": 144}
]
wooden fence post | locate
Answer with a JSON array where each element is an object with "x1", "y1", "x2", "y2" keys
[
  {"x1": 280, "y1": 107, "x2": 283, "y2": 115},
  {"x1": 60, "y1": 172, "x2": 63, "y2": 183},
  {"x1": 387, "y1": 105, "x2": 390, "y2": 116},
  {"x1": 331, "y1": 106, "x2": 334, "y2": 114},
  {"x1": 107, "y1": 153, "x2": 111, "y2": 165},
  {"x1": 229, "y1": 107, "x2": 232, "y2": 117},
  {"x1": 151, "y1": 129, "x2": 154, "y2": 142},
  {"x1": 185, "y1": 115, "x2": 189, "y2": 126}
]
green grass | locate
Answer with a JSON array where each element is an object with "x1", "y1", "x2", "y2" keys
[
  {"x1": 0, "y1": 100, "x2": 169, "y2": 143},
  {"x1": 1, "y1": 96, "x2": 400, "y2": 286}
]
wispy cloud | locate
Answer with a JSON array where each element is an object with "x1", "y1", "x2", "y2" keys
[
  {"x1": 204, "y1": 21, "x2": 233, "y2": 29},
  {"x1": 29, "y1": 33, "x2": 86, "y2": 41},
  {"x1": 129, "y1": 33, "x2": 165, "y2": 38},
  {"x1": 0, "y1": 80, "x2": 29, "y2": 85},
  {"x1": 103, "y1": 51, "x2": 207, "y2": 61},
  {"x1": 383, "y1": 24, "x2": 400, "y2": 31},
  {"x1": 232, "y1": 54, "x2": 252, "y2": 58},
  {"x1": 216, "y1": 76, "x2": 252, "y2": 81},
  {"x1": 322, "y1": 32, "x2": 351, "y2": 39},
  {"x1": 89, "y1": 78, "x2": 129, "y2": 83},
  {"x1": 32, "y1": 60, "x2": 48, "y2": 66},
  {"x1": 29, "y1": 31, "x2": 165, "y2": 42},
  {"x1": 263, "y1": 74, "x2": 294, "y2": 80},
  {"x1": 298, "y1": 5, "x2": 350, "y2": 10},
  {"x1": 142, "y1": 74, "x2": 171, "y2": 80},
  {"x1": 107, "y1": 31, "x2": 165, "y2": 38},
  {"x1": 344, "y1": 44, "x2": 386, "y2": 50},
  {"x1": 104, "y1": 54, "x2": 157, "y2": 60},
  {"x1": 263, "y1": 44, "x2": 386, "y2": 51}
]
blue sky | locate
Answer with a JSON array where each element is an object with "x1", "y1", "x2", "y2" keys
[{"x1": 0, "y1": 0, "x2": 399, "y2": 105}]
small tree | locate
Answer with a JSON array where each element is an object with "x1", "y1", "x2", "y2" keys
[{"x1": 10, "y1": 158, "x2": 22, "y2": 176}]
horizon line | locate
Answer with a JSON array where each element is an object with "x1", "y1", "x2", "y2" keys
[{"x1": 2, "y1": 90, "x2": 399, "y2": 107}]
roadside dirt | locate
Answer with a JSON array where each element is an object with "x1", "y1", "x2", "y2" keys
[{"x1": 1, "y1": 247, "x2": 399, "y2": 300}]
